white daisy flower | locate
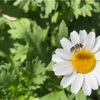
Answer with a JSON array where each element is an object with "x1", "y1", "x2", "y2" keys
[{"x1": 52, "y1": 30, "x2": 100, "y2": 96}]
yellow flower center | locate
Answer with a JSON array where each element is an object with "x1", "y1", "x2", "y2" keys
[{"x1": 71, "y1": 50, "x2": 96, "y2": 74}]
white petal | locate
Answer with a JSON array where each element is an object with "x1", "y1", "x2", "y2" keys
[
  {"x1": 52, "y1": 54, "x2": 63, "y2": 62},
  {"x1": 82, "y1": 78, "x2": 91, "y2": 96},
  {"x1": 52, "y1": 61, "x2": 73, "y2": 76},
  {"x1": 71, "y1": 73, "x2": 84, "y2": 94},
  {"x1": 97, "y1": 35, "x2": 100, "y2": 41},
  {"x1": 85, "y1": 73, "x2": 98, "y2": 90},
  {"x1": 55, "y1": 49, "x2": 72, "y2": 60},
  {"x1": 60, "y1": 38, "x2": 73, "y2": 52},
  {"x1": 94, "y1": 62, "x2": 100, "y2": 73},
  {"x1": 93, "y1": 69, "x2": 100, "y2": 85},
  {"x1": 95, "y1": 51, "x2": 100, "y2": 60},
  {"x1": 53, "y1": 61, "x2": 70, "y2": 70},
  {"x1": 96, "y1": 61, "x2": 100, "y2": 66},
  {"x1": 79, "y1": 30, "x2": 87, "y2": 43},
  {"x1": 70, "y1": 31, "x2": 80, "y2": 45},
  {"x1": 60, "y1": 71, "x2": 77, "y2": 88},
  {"x1": 83, "y1": 32, "x2": 95, "y2": 50},
  {"x1": 91, "y1": 37, "x2": 100, "y2": 53}
]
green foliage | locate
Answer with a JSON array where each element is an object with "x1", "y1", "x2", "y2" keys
[
  {"x1": 55, "y1": 20, "x2": 68, "y2": 46},
  {"x1": 75, "y1": 90, "x2": 86, "y2": 100},
  {"x1": 0, "y1": 0, "x2": 100, "y2": 99},
  {"x1": 10, "y1": 43, "x2": 29, "y2": 63},
  {"x1": 41, "y1": 90, "x2": 69, "y2": 100},
  {"x1": 58, "y1": 20, "x2": 68, "y2": 39}
]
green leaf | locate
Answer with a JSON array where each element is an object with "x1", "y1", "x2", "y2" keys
[
  {"x1": 71, "y1": 0, "x2": 81, "y2": 19},
  {"x1": 80, "y1": 4, "x2": 92, "y2": 17},
  {"x1": 32, "y1": 21, "x2": 49, "y2": 41},
  {"x1": 18, "y1": 95, "x2": 40, "y2": 100},
  {"x1": 22, "y1": 58, "x2": 47, "y2": 85},
  {"x1": 0, "y1": 50, "x2": 7, "y2": 57},
  {"x1": 8, "y1": 18, "x2": 31, "y2": 40},
  {"x1": 10, "y1": 43, "x2": 29, "y2": 63},
  {"x1": 55, "y1": 20, "x2": 68, "y2": 47},
  {"x1": 29, "y1": 97, "x2": 40, "y2": 100},
  {"x1": 32, "y1": 58, "x2": 45, "y2": 75},
  {"x1": 44, "y1": 0, "x2": 56, "y2": 16},
  {"x1": 14, "y1": 0, "x2": 31, "y2": 12},
  {"x1": 51, "y1": 12, "x2": 59, "y2": 23},
  {"x1": 58, "y1": 20, "x2": 68, "y2": 39},
  {"x1": 0, "y1": 18, "x2": 6, "y2": 26},
  {"x1": 0, "y1": 68, "x2": 17, "y2": 88},
  {"x1": 41, "y1": 90, "x2": 69, "y2": 100},
  {"x1": 71, "y1": 0, "x2": 94, "y2": 18},
  {"x1": 8, "y1": 18, "x2": 49, "y2": 62},
  {"x1": 68, "y1": 93, "x2": 75, "y2": 100},
  {"x1": 33, "y1": 75, "x2": 47, "y2": 85},
  {"x1": 8, "y1": 18, "x2": 49, "y2": 42},
  {"x1": 75, "y1": 90, "x2": 86, "y2": 100}
]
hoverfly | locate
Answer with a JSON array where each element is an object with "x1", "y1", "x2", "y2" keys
[{"x1": 70, "y1": 43, "x2": 83, "y2": 52}]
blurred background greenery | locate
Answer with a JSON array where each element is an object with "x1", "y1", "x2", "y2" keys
[{"x1": 0, "y1": 0, "x2": 100, "y2": 100}]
